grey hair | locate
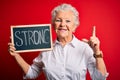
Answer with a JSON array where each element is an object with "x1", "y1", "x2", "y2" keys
[{"x1": 51, "y1": 3, "x2": 80, "y2": 28}]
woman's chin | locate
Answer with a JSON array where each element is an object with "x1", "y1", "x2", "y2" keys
[{"x1": 58, "y1": 34, "x2": 69, "y2": 38}]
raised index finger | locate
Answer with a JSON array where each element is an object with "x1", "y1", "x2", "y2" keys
[{"x1": 92, "y1": 26, "x2": 96, "y2": 37}]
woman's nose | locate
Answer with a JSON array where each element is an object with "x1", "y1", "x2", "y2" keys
[{"x1": 60, "y1": 21, "x2": 66, "y2": 27}]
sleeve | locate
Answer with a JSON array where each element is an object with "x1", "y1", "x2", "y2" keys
[
  {"x1": 23, "y1": 53, "x2": 44, "y2": 79},
  {"x1": 86, "y1": 45, "x2": 109, "y2": 80}
]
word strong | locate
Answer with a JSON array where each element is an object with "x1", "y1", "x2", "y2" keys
[
  {"x1": 11, "y1": 24, "x2": 53, "y2": 52},
  {"x1": 15, "y1": 29, "x2": 49, "y2": 46}
]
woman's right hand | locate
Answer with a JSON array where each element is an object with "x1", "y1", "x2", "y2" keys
[
  {"x1": 8, "y1": 43, "x2": 19, "y2": 57},
  {"x1": 8, "y1": 42, "x2": 30, "y2": 74}
]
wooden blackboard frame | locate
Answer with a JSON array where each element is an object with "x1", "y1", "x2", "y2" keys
[{"x1": 11, "y1": 24, "x2": 53, "y2": 53}]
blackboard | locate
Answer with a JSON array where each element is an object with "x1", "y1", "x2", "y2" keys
[{"x1": 11, "y1": 24, "x2": 53, "y2": 53}]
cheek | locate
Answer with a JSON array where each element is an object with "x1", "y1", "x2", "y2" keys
[
  {"x1": 72, "y1": 26, "x2": 76, "y2": 32},
  {"x1": 71, "y1": 23, "x2": 76, "y2": 31},
  {"x1": 54, "y1": 22, "x2": 59, "y2": 25},
  {"x1": 68, "y1": 24, "x2": 76, "y2": 32},
  {"x1": 53, "y1": 22, "x2": 58, "y2": 29},
  {"x1": 54, "y1": 24, "x2": 58, "y2": 29}
]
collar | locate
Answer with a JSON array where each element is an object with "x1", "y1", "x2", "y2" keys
[{"x1": 53, "y1": 35, "x2": 78, "y2": 48}]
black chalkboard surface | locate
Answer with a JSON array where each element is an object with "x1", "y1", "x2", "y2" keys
[{"x1": 11, "y1": 24, "x2": 53, "y2": 53}]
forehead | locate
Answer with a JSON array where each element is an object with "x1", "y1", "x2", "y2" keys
[{"x1": 55, "y1": 10, "x2": 75, "y2": 19}]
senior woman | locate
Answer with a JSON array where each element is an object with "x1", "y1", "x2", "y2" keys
[{"x1": 8, "y1": 3, "x2": 108, "y2": 80}]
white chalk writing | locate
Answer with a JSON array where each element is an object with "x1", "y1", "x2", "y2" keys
[{"x1": 14, "y1": 29, "x2": 50, "y2": 47}]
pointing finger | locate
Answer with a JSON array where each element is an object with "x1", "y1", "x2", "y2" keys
[{"x1": 92, "y1": 26, "x2": 96, "y2": 37}]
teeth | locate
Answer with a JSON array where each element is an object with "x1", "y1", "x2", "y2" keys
[
  {"x1": 55, "y1": 28, "x2": 67, "y2": 32},
  {"x1": 59, "y1": 29, "x2": 67, "y2": 30}
]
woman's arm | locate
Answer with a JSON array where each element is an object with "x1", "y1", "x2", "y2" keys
[
  {"x1": 8, "y1": 43, "x2": 30, "y2": 74},
  {"x1": 82, "y1": 26, "x2": 107, "y2": 76}
]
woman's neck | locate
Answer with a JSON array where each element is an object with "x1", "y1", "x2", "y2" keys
[{"x1": 57, "y1": 35, "x2": 73, "y2": 46}]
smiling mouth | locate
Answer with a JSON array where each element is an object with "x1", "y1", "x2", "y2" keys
[
  {"x1": 58, "y1": 28, "x2": 68, "y2": 31},
  {"x1": 55, "y1": 28, "x2": 68, "y2": 33}
]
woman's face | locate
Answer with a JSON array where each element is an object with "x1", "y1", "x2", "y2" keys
[{"x1": 53, "y1": 10, "x2": 76, "y2": 39}]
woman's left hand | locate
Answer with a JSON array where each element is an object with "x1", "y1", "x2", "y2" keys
[{"x1": 82, "y1": 26, "x2": 101, "y2": 54}]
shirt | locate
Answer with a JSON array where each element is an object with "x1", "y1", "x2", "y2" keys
[{"x1": 24, "y1": 36, "x2": 108, "y2": 80}]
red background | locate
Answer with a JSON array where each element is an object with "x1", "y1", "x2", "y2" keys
[{"x1": 0, "y1": 0, "x2": 120, "y2": 80}]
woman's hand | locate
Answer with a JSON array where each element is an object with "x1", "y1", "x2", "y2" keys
[
  {"x1": 82, "y1": 26, "x2": 101, "y2": 54},
  {"x1": 8, "y1": 42, "x2": 19, "y2": 57}
]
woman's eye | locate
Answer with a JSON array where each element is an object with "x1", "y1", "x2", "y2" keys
[
  {"x1": 66, "y1": 20, "x2": 70, "y2": 23},
  {"x1": 55, "y1": 19, "x2": 61, "y2": 22}
]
